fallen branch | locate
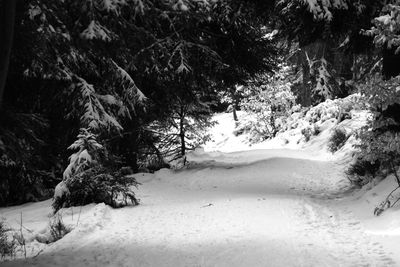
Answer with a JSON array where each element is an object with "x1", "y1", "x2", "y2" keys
[{"x1": 374, "y1": 185, "x2": 400, "y2": 216}]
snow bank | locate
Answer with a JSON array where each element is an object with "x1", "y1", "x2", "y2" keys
[
  {"x1": 0, "y1": 201, "x2": 108, "y2": 261},
  {"x1": 204, "y1": 94, "x2": 370, "y2": 162}
]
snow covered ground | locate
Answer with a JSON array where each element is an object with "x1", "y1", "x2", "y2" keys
[{"x1": 2, "y1": 95, "x2": 400, "y2": 266}]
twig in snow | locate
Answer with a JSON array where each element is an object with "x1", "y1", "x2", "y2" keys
[
  {"x1": 33, "y1": 249, "x2": 44, "y2": 258},
  {"x1": 374, "y1": 185, "x2": 400, "y2": 216},
  {"x1": 13, "y1": 220, "x2": 34, "y2": 234},
  {"x1": 76, "y1": 206, "x2": 83, "y2": 226},
  {"x1": 19, "y1": 213, "x2": 26, "y2": 259}
]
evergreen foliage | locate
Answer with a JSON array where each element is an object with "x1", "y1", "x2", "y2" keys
[
  {"x1": 353, "y1": 75, "x2": 400, "y2": 182},
  {"x1": 349, "y1": 1, "x2": 400, "y2": 198},
  {"x1": 53, "y1": 129, "x2": 139, "y2": 212}
]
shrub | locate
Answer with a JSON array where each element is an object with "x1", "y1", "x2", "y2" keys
[
  {"x1": 346, "y1": 159, "x2": 381, "y2": 187},
  {"x1": 53, "y1": 129, "x2": 140, "y2": 212},
  {"x1": 328, "y1": 128, "x2": 347, "y2": 152},
  {"x1": 313, "y1": 125, "x2": 321, "y2": 136},
  {"x1": 301, "y1": 127, "x2": 312, "y2": 142},
  {"x1": 49, "y1": 214, "x2": 71, "y2": 242},
  {"x1": 53, "y1": 167, "x2": 140, "y2": 212},
  {"x1": 138, "y1": 154, "x2": 170, "y2": 173},
  {"x1": 0, "y1": 220, "x2": 16, "y2": 260}
]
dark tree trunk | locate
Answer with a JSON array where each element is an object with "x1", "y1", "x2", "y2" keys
[
  {"x1": 179, "y1": 106, "x2": 186, "y2": 156},
  {"x1": 232, "y1": 107, "x2": 238, "y2": 121},
  {"x1": 0, "y1": 0, "x2": 17, "y2": 109},
  {"x1": 230, "y1": 87, "x2": 239, "y2": 121},
  {"x1": 179, "y1": 121, "x2": 185, "y2": 156},
  {"x1": 296, "y1": 47, "x2": 313, "y2": 107},
  {"x1": 120, "y1": 120, "x2": 139, "y2": 172},
  {"x1": 301, "y1": 58, "x2": 311, "y2": 107},
  {"x1": 383, "y1": 48, "x2": 400, "y2": 80}
]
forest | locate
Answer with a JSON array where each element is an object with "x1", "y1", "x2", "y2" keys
[{"x1": 1, "y1": 0, "x2": 400, "y2": 266}]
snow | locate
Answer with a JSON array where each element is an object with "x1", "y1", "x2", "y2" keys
[
  {"x1": 376, "y1": 14, "x2": 392, "y2": 25},
  {"x1": 80, "y1": 21, "x2": 112, "y2": 42},
  {"x1": 1, "y1": 94, "x2": 400, "y2": 266},
  {"x1": 297, "y1": 0, "x2": 348, "y2": 21},
  {"x1": 53, "y1": 181, "x2": 69, "y2": 200}
]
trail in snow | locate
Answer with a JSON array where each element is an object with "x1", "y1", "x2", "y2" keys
[
  {"x1": 2, "y1": 149, "x2": 396, "y2": 267},
  {"x1": 2, "y1": 108, "x2": 398, "y2": 267}
]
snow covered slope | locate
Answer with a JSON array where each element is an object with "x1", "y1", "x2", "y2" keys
[
  {"x1": 205, "y1": 94, "x2": 369, "y2": 161},
  {"x1": 1, "y1": 94, "x2": 400, "y2": 266}
]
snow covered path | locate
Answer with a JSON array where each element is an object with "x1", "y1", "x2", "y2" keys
[{"x1": 2, "y1": 149, "x2": 396, "y2": 267}]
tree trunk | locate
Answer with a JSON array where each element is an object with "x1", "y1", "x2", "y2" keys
[
  {"x1": 179, "y1": 106, "x2": 186, "y2": 157},
  {"x1": 297, "y1": 48, "x2": 312, "y2": 107},
  {"x1": 232, "y1": 107, "x2": 238, "y2": 121},
  {"x1": 231, "y1": 87, "x2": 239, "y2": 121},
  {"x1": 301, "y1": 60, "x2": 312, "y2": 107},
  {"x1": 0, "y1": 0, "x2": 17, "y2": 109},
  {"x1": 121, "y1": 121, "x2": 139, "y2": 172},
  {"x1": 179, "y1": 120, "x2": 186, "y2": 156}
]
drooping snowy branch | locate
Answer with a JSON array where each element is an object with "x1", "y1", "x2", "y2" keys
[
  {"x1": 75, "y1": 76, "x2": 123, "y2": 131},
  {"x1": 112, "y1": 61, "x2": 147, "y2": 116}
]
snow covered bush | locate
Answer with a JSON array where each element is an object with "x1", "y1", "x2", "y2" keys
[
  {"x1": 53, "y1": 129, "x2": 139, "y2": 212},
  {"x1": 274, "y1": 93, "x2": 369, "y2": 150},
  {"x1": 239, "y1": 67, "x2": 296, "y2": 142},
  {"x1": 283, "y1": 94, "x2": 366, "y2": 132},
  {"x1": 53, "y1": 166, "x2": 140, "y2": 212},
  {"x1": 0, "y1": 220, "x2": 16, "y2": 260},
  {"x1": 328, "y1": 128, "x2": 347, "y2": 153}
]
